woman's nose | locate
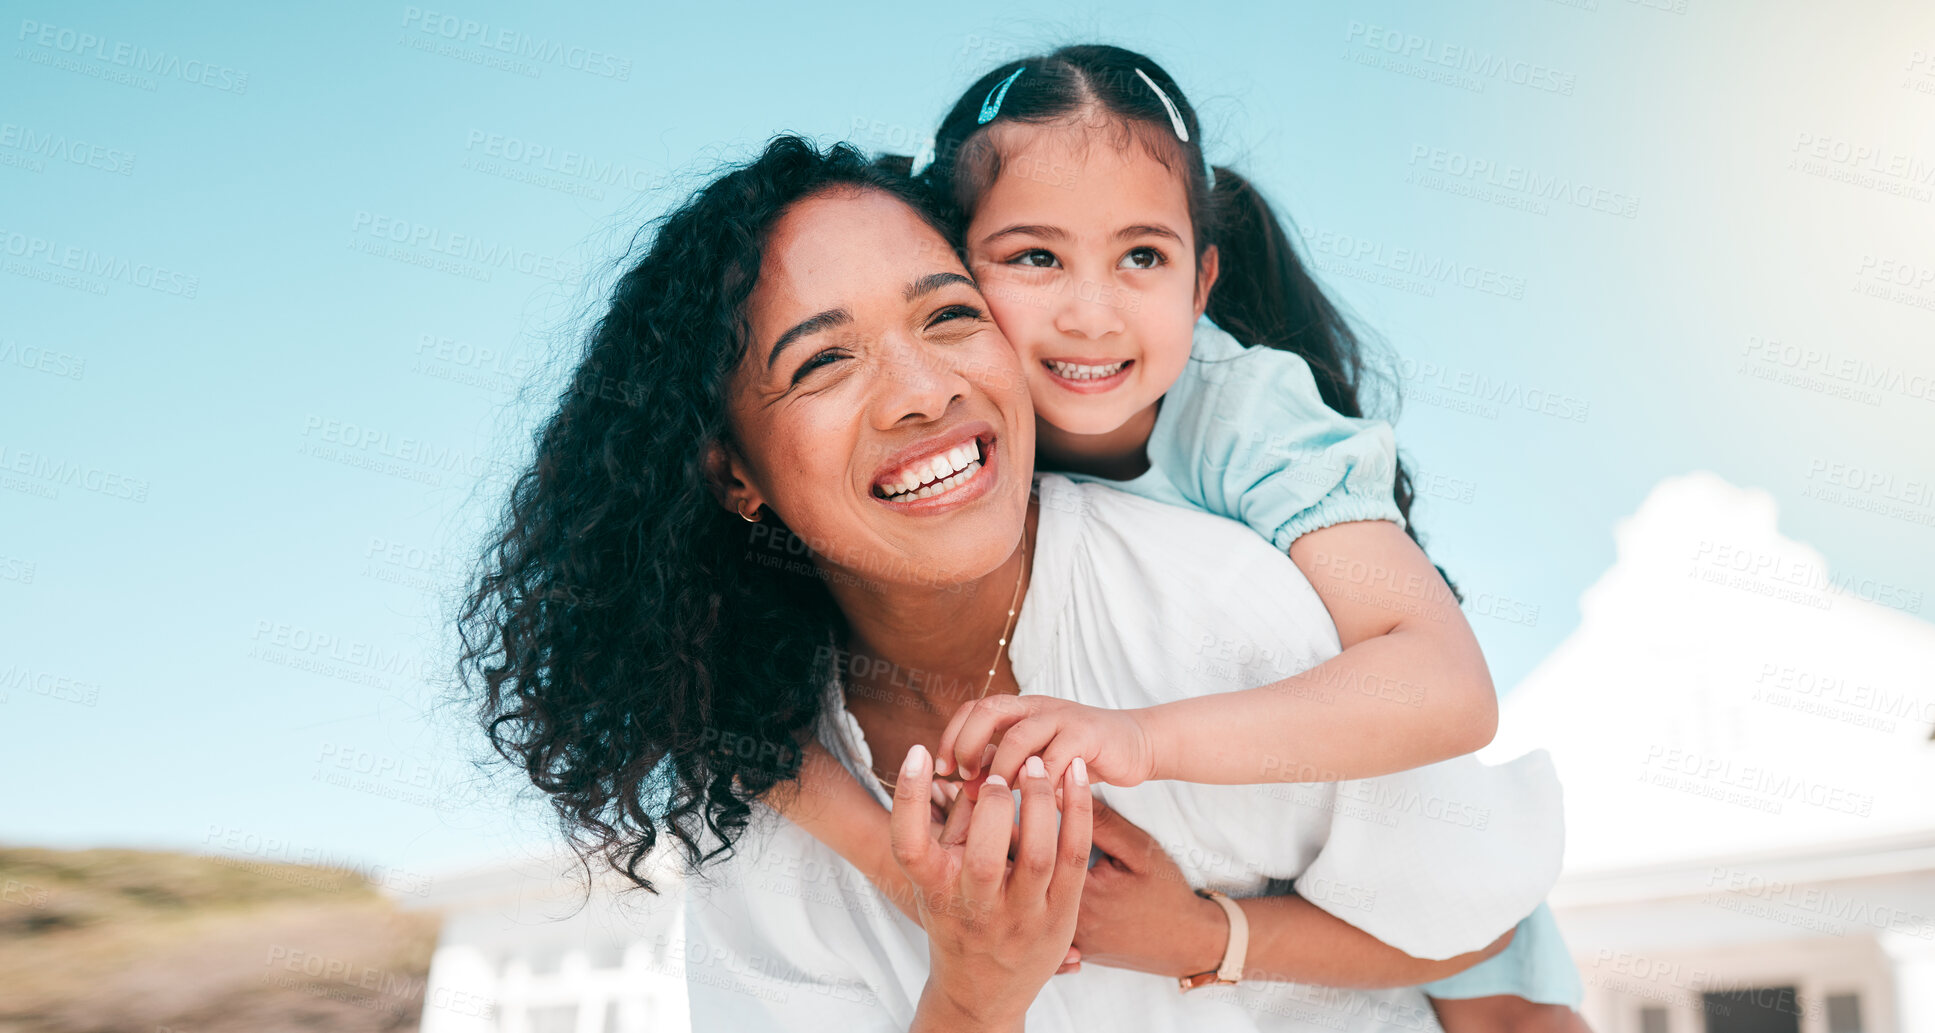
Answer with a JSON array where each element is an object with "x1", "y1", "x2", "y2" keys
[{"x1": 871, "y1": 336, "x2": 967, "y2": 429}]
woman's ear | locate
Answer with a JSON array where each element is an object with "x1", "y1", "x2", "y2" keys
[
  {"x1": 703, "y1": 439, "x2": 766, "y2": 521},
  {"x1": 1193, "y1": 244, "x2": 1221, "y2": 317}
]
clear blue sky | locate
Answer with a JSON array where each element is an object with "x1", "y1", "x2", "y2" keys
[{"x1": 4, "y1": 0, "x2": 1931, "y2": 879}]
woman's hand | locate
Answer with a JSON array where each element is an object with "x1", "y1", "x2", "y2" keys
[
  {"x1": 1071, "y1": 799, "x2": 1230, "y2": 978},
  {"x1": 934, "y1": 694, "x2": 1157, "y2": 793},
  {"x1": 892, "y1": 745, "x2": 1093, "y2": 1033}
]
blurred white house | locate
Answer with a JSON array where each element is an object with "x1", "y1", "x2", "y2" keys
[
  {"x1": 407, "y1": 473, "x2": 1935, "y2": 1033},
  {"x1": 1482, "y1": 473, "x2": 1935, "y2": 1033}
]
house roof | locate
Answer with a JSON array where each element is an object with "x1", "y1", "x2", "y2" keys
[{"x1": 1483, "y1": 473, "x2": 1935, "y2": 877}]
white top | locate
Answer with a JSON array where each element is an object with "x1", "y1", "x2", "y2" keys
[{"x1": 681, "y1": 475, "x2": 1564, "y2": 1032}]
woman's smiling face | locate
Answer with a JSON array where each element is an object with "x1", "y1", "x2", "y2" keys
[{"x1": 718, "y1": 187, "x2": 1036, "y2": 588}]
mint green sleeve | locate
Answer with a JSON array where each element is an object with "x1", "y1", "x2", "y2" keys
[{"x1": 1148, "y1": 321, "x2": 1404, "y2": 552}]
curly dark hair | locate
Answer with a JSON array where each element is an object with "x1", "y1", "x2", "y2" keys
[{"x1": 456, "y1": 136, "x2": 954, "y2": 893}]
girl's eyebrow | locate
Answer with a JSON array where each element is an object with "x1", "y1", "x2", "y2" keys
[
  {"x1": 979, "y1": 223, "x2": 1068, "y2": 246},
  {"x1": 1115, "y1": 224, "x2": 1183, "y2": 244},
  {"x1": 979, "y1": 223, "x2": 1184, "y2": 246}
]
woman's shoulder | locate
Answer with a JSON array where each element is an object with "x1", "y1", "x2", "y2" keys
[
  {"x1": 1019, "y1": 474, "x2": 1340, "y2": 707},
  {"x1": 1031, "y1": 473, "x2": 1329, "y2": 627},
  {"x1": 1034, "y1": 472, "x2": 1284, "y2": 557}
]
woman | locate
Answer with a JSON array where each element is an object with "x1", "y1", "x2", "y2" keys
[{"x1": 459, "y1": 137, "x2": 1564, "y2": 1031}]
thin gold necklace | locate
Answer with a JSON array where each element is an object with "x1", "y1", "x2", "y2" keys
[{"x1": 864, "y1": 532, "x2": 1027, "y2": 794}]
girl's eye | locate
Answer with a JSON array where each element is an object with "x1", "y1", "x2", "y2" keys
[
  {"x1": 1010, "y1": 249, "x2": 1060, "y2": 269},
  {"x1": 1120, "y1": 247, "x2": 1165, "y2": 270},
  {"x1": 791, "y1": 350, "x2": 847, "y2": 384}
]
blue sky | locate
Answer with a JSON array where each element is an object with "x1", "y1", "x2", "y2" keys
[{"x1": 3, "y1": 0, "x2": 1931, "y2": 878}]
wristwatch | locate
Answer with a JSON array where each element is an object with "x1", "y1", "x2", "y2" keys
[{"x1": 1178, "y1": 889, "x2": 1249, "y2": 992}]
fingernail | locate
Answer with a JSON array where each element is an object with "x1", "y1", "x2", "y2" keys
[
  {"x1": 1072, "y1": 757, "x2": 1088, "y2": 786},
  {"x1": 1025, "y1": 755, "x2": 1046, "y2": 779},
  {"x1": 984, "y1": 772, "x2": 1007, "y2": 789},
  {"x1": 903, "y1": 744, "x2": 927, "y2": 778}
]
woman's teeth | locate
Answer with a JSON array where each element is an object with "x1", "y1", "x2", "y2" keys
[
  {"x1": 1046, "y1": 359, "x2": 1129, "y2": 381},
  {"x1": 875, "y1": 440, "x2": 985, "y2": 501}
]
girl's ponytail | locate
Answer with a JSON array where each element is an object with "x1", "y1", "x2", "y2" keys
[
  {"x1": 1207, "y1": 166, "x2": 1451, "y2": 597},
  {"x1": 1205, "y1": 166, "x2": 1362, "y2": 419}
]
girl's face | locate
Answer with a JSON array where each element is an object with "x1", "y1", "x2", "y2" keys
[
  {"x1": 717, "y1": 188, "x2": 1036, "y2": 591},
  {"x1": 963, "y1": 118, "x2": 1218, "y2": 439}
]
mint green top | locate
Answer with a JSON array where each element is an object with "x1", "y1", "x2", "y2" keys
[{"x1": 1056, "y1": 318, "x2": 1404, "y2": 551}]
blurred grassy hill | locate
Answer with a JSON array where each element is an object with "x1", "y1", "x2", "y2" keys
[{"x1": 0, "y1": 847, "x2": 441, "y2": 1033}]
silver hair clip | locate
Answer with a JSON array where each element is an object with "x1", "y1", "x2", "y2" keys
[
  {"x1": 1135, "y1": 68, "x2": 1188, "y2": 143},
  {"x1": 1135, "y1": 67, "x2": 1214, "y2": 185}
]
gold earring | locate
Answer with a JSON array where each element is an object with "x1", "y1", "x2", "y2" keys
[{"x1": 738, "y1": 501, "x2": 762, "y2": 523}]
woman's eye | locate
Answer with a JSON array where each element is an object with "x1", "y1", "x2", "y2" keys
[
  {"x1": 927, "y1": 304, "x2": 986, "y2": 329},
  {"x1": 791, "y1": 350, "x2": 846, "y2": 384},
  {"x1": 1120, "y1": 247, "x2": 1165, "y2": 270},
  {"x1": 1010, "y1": 249, "x2": 1059, "y2": 269}
]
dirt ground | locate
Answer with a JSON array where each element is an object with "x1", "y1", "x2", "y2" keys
[{"x1": 0, "y1": 847, "x2": 441, "y2": 1033}]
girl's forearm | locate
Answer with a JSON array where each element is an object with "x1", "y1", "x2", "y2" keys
[
  {"x1": 1218, "y1": 894, "x2": 1512, "y2": 989},
  {"x1": 1138, "y1": 620, "x2": 1495, "y2": 783},
  {"x1": 766, "y1": 744, "x2": 926, "y2": 923}
]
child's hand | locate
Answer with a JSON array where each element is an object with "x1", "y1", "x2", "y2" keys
[{"x1": 935, "y1": 695, "x2": 1156, "y2": 791}]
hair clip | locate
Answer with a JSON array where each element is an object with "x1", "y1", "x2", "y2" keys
[
  {"x1": 909, "y1": 136, "x2": 937, "y2": 177},
  {"x1": 978, "y1": 66, "x2": 1026, "y2": 125},
  {"x1": 1135, "y1": 68, "x2": 1189, "y2": 143}
]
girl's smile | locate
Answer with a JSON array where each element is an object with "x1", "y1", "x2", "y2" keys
[{"x1": 1041, "y1": 357, "x2": 1136, "y2": 393}]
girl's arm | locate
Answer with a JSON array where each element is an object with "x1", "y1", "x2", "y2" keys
[
  {"x1": 940, "y1": 518, "x2": 1493, "y2": 789},
  {"x1": 1172, "y1": 892, "x2": 1514, "y2": 988},
  {"x1": 775, "y1": 749, "x2": 1512, "y2": 991},
  {"x1": 1076, "y1": 797, "x2": 1514, "y2": 988},
  {"x1": 1137, "y1": 518, "x2": 1496, "y2": 784},
  {"x1": 764, "y1": 742, "x2": 925, "y2": 924}
]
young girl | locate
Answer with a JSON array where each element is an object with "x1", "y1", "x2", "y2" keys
[{"x1": 770, "y1": 45, "x2": 1585, "y2": 1031}]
